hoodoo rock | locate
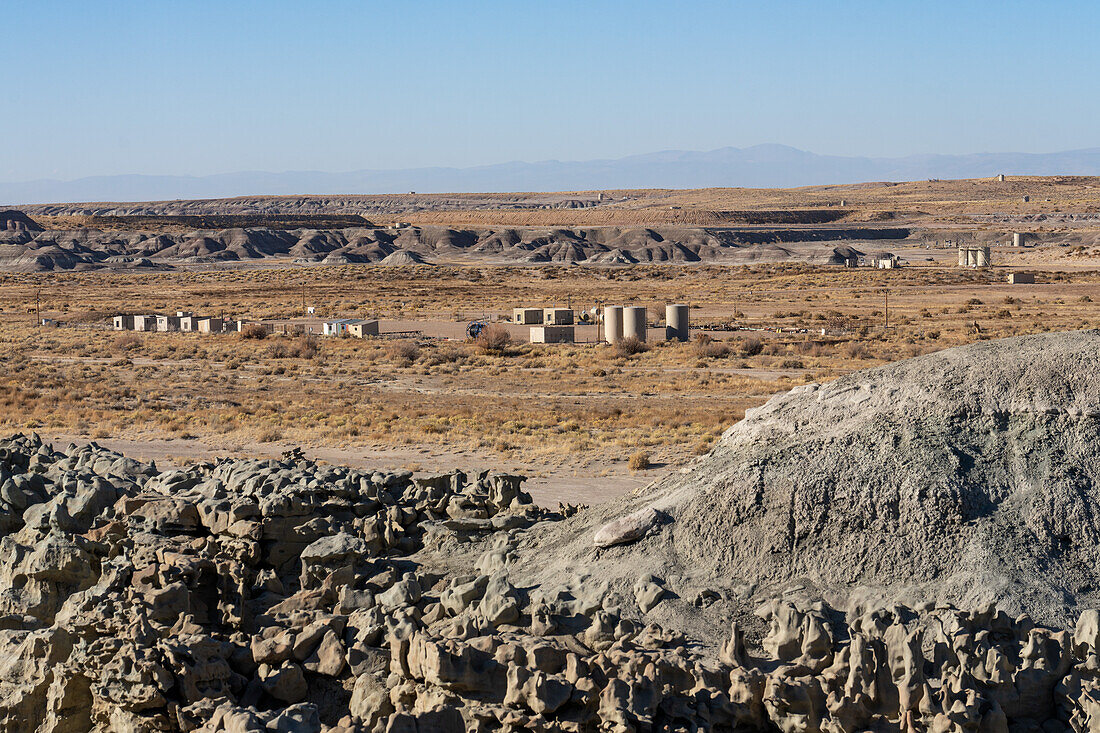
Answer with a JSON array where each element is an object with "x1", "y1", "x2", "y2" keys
[{"x1": 4, "y1": 331, "x2": 1100, "y2": 731}]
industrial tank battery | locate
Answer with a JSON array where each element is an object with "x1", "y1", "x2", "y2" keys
[
  {"x1": 602, "y1": 306, "x2": 624, "y2": 344},
  {"x1": 623, "y1": 306, "x2": 648, "y2": 342},
  {"x1": 665, "y1": 304, "x2": 689, "y2": 342}
]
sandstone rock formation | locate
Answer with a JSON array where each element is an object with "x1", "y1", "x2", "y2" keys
[
  {"x1": 0, "y1": 216, "x2": 890, "y2": 271},
  {"x1": 3, "y1": 332, "x2": 1100, "y2": 731}
]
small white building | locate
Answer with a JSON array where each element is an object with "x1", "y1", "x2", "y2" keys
[
  {"x1": 179, "y1": 314, "x2": 201, "y2": 332},
  {"x1": 543, "y1": 308, "x2": 574, "y2": 325},
  {"x1": 348, "y1": 320, "x2": 380, "y2": 338},
  {"x1": 113, "y1": 315, "x2": 135, "y2": 331},
  {"x1": 197, "y1": 317, "x2": 223, "y2": 334},
  {"x1": 156, "y1": 315, "x2": 181, "y2": 332},
  {"x1": 512, "y1": 307, "x2": 543, "y2": 325},
  {"x1": 530, "y1": 325, "x2": 574, "y2": 344},
  {"x1": 323, "y1": 318, "x2": 358, "y2": 336},
  {"x1": 874, "y1": 253, "x2": 900, "y2": 269},
  {"x1": 1008, "y1": 272, "x2": 1035, "y2": 284},
  {"x1": 132, "y1": 315, "x2": 156, "y2": 332}
]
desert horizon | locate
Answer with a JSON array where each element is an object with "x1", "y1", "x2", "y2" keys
[{"x1": 5, "y1": 2, "x2": 1100, "y2": 731}]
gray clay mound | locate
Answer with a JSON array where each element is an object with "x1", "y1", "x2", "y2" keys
[
  {"x1": 513, "y1": 330, "x2": 1100, "y2": 630},
  {"x1": 378, "y1": 249, "x2": 428, "y2": 266}
]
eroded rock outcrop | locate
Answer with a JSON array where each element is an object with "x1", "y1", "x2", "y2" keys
[
  {"x1": 2, "y1": 430, "x2": 1100, "y2": 732},
  {"x1": 3, "y1": 332, "x2": 1100, "y2": 730}
]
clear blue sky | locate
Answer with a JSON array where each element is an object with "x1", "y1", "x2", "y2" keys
[{"x1": 3, "y1": 0, "x2": 1098, "y2": 181}]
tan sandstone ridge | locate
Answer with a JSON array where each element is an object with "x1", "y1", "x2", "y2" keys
[{"x1": 2, "y1": 332, "x2": 1100, "y2": 731}]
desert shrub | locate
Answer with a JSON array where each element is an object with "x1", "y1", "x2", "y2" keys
[
  {"x1": 794, "y1": 339, "x2": 829, "y2": 356},
  {"x1": 696, "y1": 340, "x2": 731, "y2": 358},
  {"x1": 266, "y1": 336, "x2": 317, "y2": 359},
  {"x1": 293, "y1": 336, "x2": 320, "y2": 359},
  {"x1": 424, "y1": 345, "x2": 465, "y2": 367},
  {"x1": 241, "y1": 324, "x2": 268, "y2": 340},
  {"x1": 256, "y1": 429, "x2": 282, "y2": 443},
  {"x1": 266, "y1": 342, "x2": 291, "y2": 358},
  {"x1": 114, "y1": 333, "x2": 142, "y2": 350},
  {"x1": 628, "y1": 451, "x2": 651, "y2": 471},
  {"x1": 692, "y1": 439, "x2": 713, "y2": 456},
  {"x1": 739, "y1": 336, "x2": 764, "y2": 357},
  {"x1": 780, "y1": 358, "x2": 805, "y2": 369},
  {"x1": 475, "y1": 324, "x2": 512, "y2": 355},
  {"x1": 614, "y1": 337, "x2": 649, "y2": 357},
  {"x1": 845, "y1": 342, "x2": 872, "y2": 359},
  {"x1": 388, "y1": 340, "x2": 420, "y2": 362}
]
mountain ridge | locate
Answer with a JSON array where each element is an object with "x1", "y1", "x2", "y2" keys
[{"x1": 5, "y1": 144, "x2": 1100, "y2": 204}]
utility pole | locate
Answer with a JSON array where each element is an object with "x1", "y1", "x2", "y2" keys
[
  {"x1": 35, "y1": 289, "x2": 40, "y2": 327},
  {"x1": 884, "y1": 288, "x2": 889, "y2": 330}
]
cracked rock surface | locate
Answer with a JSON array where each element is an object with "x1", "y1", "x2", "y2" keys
[{"x1": 3, "y1": 331, "x2": 1100, "y2": 731}]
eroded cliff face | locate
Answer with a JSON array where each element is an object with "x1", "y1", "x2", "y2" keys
[
  {"x1": 0, "y1": 219, "x2": 893, "y2": 271},
  {"x1": 4, "y1": 332, "x2": 1100, "y2": 732}
]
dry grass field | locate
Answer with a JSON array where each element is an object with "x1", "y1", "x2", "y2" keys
[
  {"x1": 386, "y1": 176, "x2": 1100, "y2": 229},
  {"x1": 27, "y1": 175, "x2": 1100, "y2": 230},
  {"x1": 2, "y1": 258, "x2": 1099, "y2": 503}
]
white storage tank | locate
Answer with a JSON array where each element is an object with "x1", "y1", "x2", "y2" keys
[
  {"x1": 665, "y1": 304, "x2": 689, "y2": 342},
  {"x1": 623, "y1": 306, "x2": 647, "y2": 342},
  {"x1": 603, "y1": 306, "x2": 624, "y2": 344}
]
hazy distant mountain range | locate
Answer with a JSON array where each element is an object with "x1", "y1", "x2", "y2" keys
[{"x1": 5, "y1": 144, "x2": 1100, "y2": 204}]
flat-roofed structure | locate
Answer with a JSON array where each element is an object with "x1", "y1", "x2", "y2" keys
[
  {"x1": 530, "y1": 325, "x2": 574, "y2": 344},
  {"x1": 156, "y1": 315, "x2": 181, "y2": 332},
  {"x1": 543, "y1": 308, "x2": 574, "y2": 325},
  {"x1": 348, "y1": 320, "x2": 380, "y2": 338},
  {"x1": 512, "y1": 308, "x2": 543, "y2": 325},
  {"x1": 323, "y1": 318, "x2": 359, "y2": 336},
  {"x1": 197, "y1": 317, "x2": 223, "y2": 333}
]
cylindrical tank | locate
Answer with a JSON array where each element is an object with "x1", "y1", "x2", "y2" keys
[
  {"x1": 1013, "y1": 233, "x2": 1023, "y2": 247},
  {"x1": 966, "y1": 249, "x2": 977, "y2": 267},
  {"x1": 977, "y1": 247, "x2": 990, "y2": 267},
  {"x1": 603, "y1": 306, "x2": 624, "y2": 344},
  {"x1": 958, "y1": 248, "x2": 967, "y2": 267},
  {"x1": 665, "y1": 304, "x2": 689, "y2": 342},
  {"x1": 623, "y1": 306, "x2": 647, "y2": 342}
]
